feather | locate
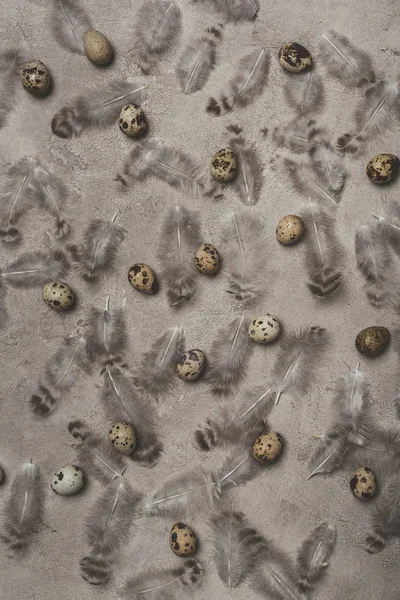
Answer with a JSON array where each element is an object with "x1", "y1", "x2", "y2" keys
[
  {"x1": 273, "y1": 118, "x2": 318, "y2": 154},
  {"x1": 206, "y1": 315, "x2": 253, "y2": 396},
  {"x1": 30, "y1": 336, "x2": 91, "y2": 418},
  {"x1": 215, "y1": 449, "x2": 259, "y2": 493},
  {"x1": 0, "y1": 461, "x2": 44, "y2": 555},
  {"x1": 176, "y1": 26, "x2": 222, "y2": 94},
  {"x1": 366, "y1": 476, "x2": 400, "y2": 553},
  {"x1": 51, "y1": 80, "x2": 148, "y2": 139},
  {"x1": 297, "y1": 522, "x2": 336, "y2": 590},
  {"x1": 32, "y1": 162, "x2": 70, "y2": 238},
  {"x1": 68, "y1": 212, "x2": 126, "y2": 280},
  {"x1": 227, "y1": 127, "x2": 263, "y2": 205},
  {"x1": 207, "y1": 47, "x2": 270, "y2": 115},
  {"x1": 0, "y1": 48, "x2": 24, "y2": 129},
  {"x1": 88, "y1": 296, "x2": 127, "y2": 366},
  {"x1": 50, "y1": 0, "x2": 92, "y2": 54},
  {"x1": 118, "y1": 559, "x2": 203, "y2": 600},
  {"x1": 0, "y1": 157, "x2": 37, "y2": 243},
  {"x1": 136, "y1": 325, "x2": 184, "y2": 400},
  {"x1": 307, "y1": 427, "x2": 349, "y2": 479},
  {"x1": 222, "y1": 212, "x2": 265, "y2": 302},
  {"x1": 372, "y1": 197, "x2": 400, "y2": 254},
  {"x1": 0, "y1": 249, "x2": 69, "y2": 287},
  {"x1": 0, "y1": 278, "x2": 8, "y2": 330},
  {"x1": 309, "y1": 142, "x2": 346, "y2": 192},
  {"x1": 318, "y1": 30, "x2": 375, "y2": 87},
  {"x1": 133, "y1": 0, "x2": 182, "y2": 74},
  {"x1": 283, "y1": 72, "x2": 325, "y2": 116},
  {"x1": 157, "y1": 204, "x2": 202, "y2": 306},
  {"x1": 299, "y1": 202, "x2": 344, "y2": 298},
  {"x1": 68, "y1": 420, "x2": 126, "y2": 483},
  {"x1": 213, "y1": 0, "x2": 259, "y2": 22},
  {"x1": 354, "y1": 223, "x2": 391, "y2": 306},
  {"x1": 80, "y1": 478, "x2": 140, "y2": 584},
  {"x1": 284, "y1": 158, "x2": 340, "y2": 206},
  {"x1": 330, "y1": 364, "x2": 369, "y2": 446}
]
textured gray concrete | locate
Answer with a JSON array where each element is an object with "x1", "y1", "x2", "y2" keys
[{"x1": 0, "y1": 0, "x2": 400, "y2": 599}]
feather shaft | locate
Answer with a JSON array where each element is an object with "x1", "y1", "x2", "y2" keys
[{"x1": 1, "y1": 250, "x2": 69, "y2": 287}]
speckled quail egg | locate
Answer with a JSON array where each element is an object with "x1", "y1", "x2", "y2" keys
[
  {"x1": 195, "y1": 243, "x2": 220, "y2": 274},
  {"x1": 248, "y1": 315, "x2": 281, "y2": 344},
  {"x1": 252, "y1": 432, "x2": 284, "y2": 464},
  {"x1": 42, "y1": 282, "x2": 75, "y2": 311},
  {"x1": 169, "y1": 522, "x2": 197, "y2": 556},
  {"x1": 108, "y1": 422, "x2": 136, "y2": 456},
  {"x1": 175, "y1": 349, "x2": 206, "y2": 381},
  {"x1": 119, "y1": 104, "x2": 147, "y2": 137},
  {"x1": 355, "y1": 326, "x2": 390, "y2": 356},
  {"x1": 276, "y1": 215, "x2": 304, "y2": 245},
  {"x1": 21, "y1": 60, "x2": 51, "y2": 95},
  {"x1": 128, "y1": 263, "x2": 158, "y2": 294},
  {"x1": 83, "y1": 30, "x2": 113, "y2": 65},
  {"x1": 51, "y1": 465, "x2": 85, "y2": 496},
  {"x1": 278, "y1": 43, "x2": 312, "y2": 73},
  {"x1": 350, "y1": 467, "x2": 377, "y2": 500},
  {"x1": 210, "y1": 148, "x2": 237, "y2": 182},
  {"x1": 366, "y1": 154, "x2": 399, "y2": 184}
]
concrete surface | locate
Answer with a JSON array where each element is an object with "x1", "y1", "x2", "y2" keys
[{"x1": 0, "y1": 0, "x2": 400, "y2": 599}]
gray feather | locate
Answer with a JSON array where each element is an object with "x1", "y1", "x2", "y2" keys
[
  {"x1": 214, "y1": 0, "x2": 259, "y2": 22},
  {"x1": 0, "y1": 48, "x2": 24, "y2": 129},
  {"x1": 283, "y1": 72, "x2": 325, "y2": 115},
  {"x1": 176, "y1": 26, "x2": 221, "y2": 94},
  {"x1": 354, "y1": 223, "x2": 392, "y2": 306},
  {"x1": 273, "y1": 118, "x2": 319, "y2": 154},
  {"x1": 307, "y1": 427, "x2": 349, "y2": 479},
  {"x1": 228, "y1": 127, "x2": 263, "y2": 205},
  {"x1": 0, "y1": 157, "x2": 37, "y2": 243},
  {"x1": 297, "y1": 522, "x2": 336, "y2": 590},
  {"x1": 285, "y1": 158, "x2": 340, "y2": 206},
  {"x1": 51, "y1": 0, "x2": 92, "y2": 54},
  {"x1": 319, "y1": 30, "x2": 375, "y2": 87},
  {"x1": 0, "y1": 249, "x2": 69, "y2": 287},
  {"x1": 366, "y1": 476, "x2": 400, "y2": 553}
]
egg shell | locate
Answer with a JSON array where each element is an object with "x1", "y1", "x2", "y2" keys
[
  {"x1": 278, "y1": 43, "x2": 312, "y2": 73},
  {"x1": 108, "y1": 422, "x2": 136, "y2": 456},
  {"x1": 252, "y1": 432, "x2": 284, "y2": 464},
  {"x1": 51, "y1": 465, "x2": 85, "y2": 496},
  {"x1": 175, "y1": 349, "x2": 206, "y2": 381},
  {"x1": 276, "y1": 215, "x2": 304, "y2": 245},
  {"x1": 350, "y1": 467, "x2": 377, "y2": 500},
  {"x1": 83, "y1": 30, "x2": 113, "y2": 65},
  {"x1": 169, "y1": 522, "x2": 197, "y2": 556},
  {"x1": 355, "y1": 326, "x2": 390, "y2": 356},
  {"x1": 210, "y1": 148, "x2": 237, "y2": 182},
  {"x1": 21, "y1": 60, "x2": 51, "y2": 95},
  {"x1": 42, "y1": 281, "x2": 75, "y2": 311},
  {"x1": 195, "y1": 243, "x2": 220, "y2": 274},
  {"x1": 366, "y1": 154, "x2": 399, "y2": 184},
  {"x1": 128, "y1": 263, "x2": 158, "y2": 294},
  {"x1": 248, "y1": 315, "x2": 281, "y2": 344},
  {"x1": 119, "y1": 104, "x2": 147, "y2": 137}
]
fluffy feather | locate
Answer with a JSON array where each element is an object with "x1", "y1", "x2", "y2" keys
[
  {"x1": 0, "y1": 278, "x2": 8, "y2": 329},
  {"x1": 133, "y1": 0, "x2": 182, "y2": 73},
  {"x1": 207, "y1": 47, "x2": 270, "y2": 115},
  {"x1": 118, "y1": 559, "x2": 203, "y2": 600},
  {"x1": 30, "y1": 336, "x2": 91, "y2": 418},
  {"x1": 297, "y1": 522, "x2": 336, "y2": 590},
  {"x1": 318, "y1": 30, "x2": 375, "y2": 87},
  {"x1": 206, "y1": 315, "x2": 253, "y2": 396},
  {"x1": 216, "y1": 449, "x2": 259, "y2": 493},
  {"x1": 68, "y1": 213, "x2": 126, "y2": 280},
  {"x1": 307, "y1": 427, "x2": 349, "y2": 479},
  {"x1": 309, "y1": 142, "x2": 346, "y2": 192},
  {"x1": 331, "y1": 365, "x2": 369, "y2": 446},
  {"x1": 214, "y1": 0, "x2": 259, "y2": 22},
  {"x1": 88, "y1": 297, "x2": 127, "y2": 366},
  {"x1": 300, "y1": 202, "x2": 344, "y2": 298},
  {"x1": 354, "y1": 223, "x2": 391, "y2": 306},
  {"x1": 372, "y1": 197, "x2": 400, "y2": 254},
  {"x1": 0, "y1": 48, "x2": 24, "y2": 129},
  {"x1": 0, "y1": 157, "x2": 37, "y2": 243},
  {"x1": 227, "y1": 126, "x2": 263, "y2": 205},
  {"x1": 273, "y1": 118, "x2": 318, "y2": 154},
  {"x1": 285, "y1": 158, "x2": 340, "y2": 206},
  {"x1": 0, "y1": 461, "x2": 44, "y2": 555},
  {"x1": 283, "y1": 72, "x2": 324, "y2": 116},
  {"x1": 176, "y1": 26, "x2": 222, "y2": 94},
  {"x1": 32, "y1": 162, "x2": 70, "y2": 238},
  {"x1": 51, "y1": 0, "x2": 92, "y2": 54},
  {"x1": 51, "y1": 80, "x2": 148, "y2": 139},
  {"x1": 157, "y1": 204, "x2": 202, "y2": 306},
  {"x1": 366, "y1": 476, "x2": 400, "y2": 553},
  {"x1": 0, "y1": 249, "x2": 69, "y2": 287}
]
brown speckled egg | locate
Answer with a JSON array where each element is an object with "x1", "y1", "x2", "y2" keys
[
  {"x1": 175, "y1": 349, "x2": 206, "y2": 381},
  {"x1": 248, "y1": 315, "x2": 281, "y2": 344},
  {"x1": 119, "y1": 104, "x2": 147, "y2": 137},
  {"x1": 195, "y1": 243, "x2": 220, "y2": 274},
  {"x1": 169, "y1": 522, "x2": 197, "y2": 556},
  {"x1": 350, "y1": 467, "x2": 377, "y2": 500},
  {"x1": 128, "y1": 263, "x2": 158, "y2": 294},
  {"x1": 210, "y1": 148, "x2": 237, "y2": 182},
  {"x1": 42, "y1": 282, "x2": 75, "y2": 311},
  {"x1": 276, "y1": 215, "x2": 304, "y2": 245},
  {"x1": 355, "y1": 326, "x2": 390, "y2": 356},
  {"x1": 366, "y1": 154, "x2": 399, "y2": 184},
  {"x1": 278, "y1": 43, "x2": 312, "y2": 73},
  {"x1": 252, "y1": 432, "x2": 284, "y2": 464},
  {"x1": 21, "y1": 60, "x2": 51, "y2": 95},
  {"x1": 108, "y1": 422, "x2": 136, "y2": 456},
  {"x1": 83, "y1": 30, "x2": 113, "y2": 65}
]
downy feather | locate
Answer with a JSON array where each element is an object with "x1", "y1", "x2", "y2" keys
[
  {"x1": 0, "y1": 461, "x2": 44, "y2": 555},
  {"x1": 309, "y1": 141, "x2": 346, "y2": 192},
  {"x1": 0, "y1": 249, "x2": 69, "y2": 287},
  {"x1": 354, "y1": 223, "x2": 391, "y2": 306},
  {"x1": 285, "y1": 158, "x2": 340, "y2": 206},
  {"x1": 51, "y1": 80, "x2": 148, "y2": 139},
  {"x1": 0, "y1": 157, "x2": 37, "y2": 243},
  {"x1": 0, "y1": 48, "x2": 24, "y2": 129},
  {"x1": 32, "y1": 162, "x2": 70, "y2": 238},
  {"x1": 307, "y1": 426, "x2": 349, "y2": 479},
  {"x1": 30, "y1": 336, "x2": 91, "y2": 418},
  {"x1": 157, "y1": 204, "x2": 202, "y2": 306},
  {"x1": 176, "y1": 26, "x2": 222, "y2": 94},
  {"x1": 214, "y1": 0, "x2": 259, "y2": 22},
  {"x1": 318, "y1": 30, "x2": 375, "y2": 87},
  {"x1": 297, "y1": 522, "x2": 336, "y2": 591},
  {"x1": 372, "y1": 197, "x2": 400, "y2": 254},
  {"x1": 366, "y1": 476, "x2": 400, "y2": 553},
  {"x1": 227, "y1": 126, "x2": 263, "y2": 205},
  {"x1": 215, "y1": 449, "x2": 259, "y2": 493},
  {"x1": 331, "y1": 365, "x2": 369, "y2": 446},
  {"x1": 207, "y1": 47, "x2": 270, "y2": 115},
  {"x1": 88, "y1": 296, "x2": 127, "y2": 366},
  {"x1": 273, "y1": 118, "x2": 318, "y2": 154},
  {"x1": 283, "y1": 72, "x2": 325, "y2": 116},
  {"x1": 51, "y1": 0, "x2": 92, "y2": 54}
]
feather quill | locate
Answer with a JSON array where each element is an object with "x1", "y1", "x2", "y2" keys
[
  {"x1": 176, "y1": 26, "x2": 222, "y2": 94},
  {"x1": 354, "y1": 223, "x2": 391, "y2": 306},
  {"x1": 297, "y1": 522, "x2": 336, "y2": 591},
  {"x1": 366, "y1": 476, "x2": 400, "y2": 553},
  {"x1": 88, "y1": 297, "x2": 127, "y2": 366},
  {"x1": 51, "y1": 80, "x2": 148, "y2": 139},
  {"x1": 32, "y1": 162, "x2": 70, "y2": 238},
  {"x1": 0, "y1": 48, "x2": 24, "y2": 129},
  {"x1": 227, "y1": 126, "x2": 263, "y2": 205},
  {"x1": 207, "y1": 47, "x2": 270, "y2": 115},
  {"x1": 0, "y1": 157, "x2": 37, "y2": 243},
  {"x1": 331, "y1": 364, "x2": 369, "y2": 446},
  {"x1": 30, "y1": 336, "x2": 91, "y2": 418},
  {"x1": 285, "y1": 158, "x2": 340, "y2": 206},
  {"x1": 0, "y1": 249, "x2": 69, "y2": 287},
  {"x1": 309, "y1": 142, "x2": 346, "y2": 192},
  {"x1": 214, "y1": 0, "x2": 259, "y2": 22},
  {"x1": 51, "y1": 0, "x2": 92, "y2": 54},
  {"x1": 307, "y1": 427, "x2": 349, "y2": 479},
  {"x1": 273, "y1": 118, "x2": 318, "y2": 154},
  {"x1": 283, "y1": 72, "x2": 324, "y2": 116},
  {"x1": 318, "y1": 30, "x2": 375, "y2": 87},
  {"x1": 0, "y1": 461, "x2": 44, "y2": 555}
]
